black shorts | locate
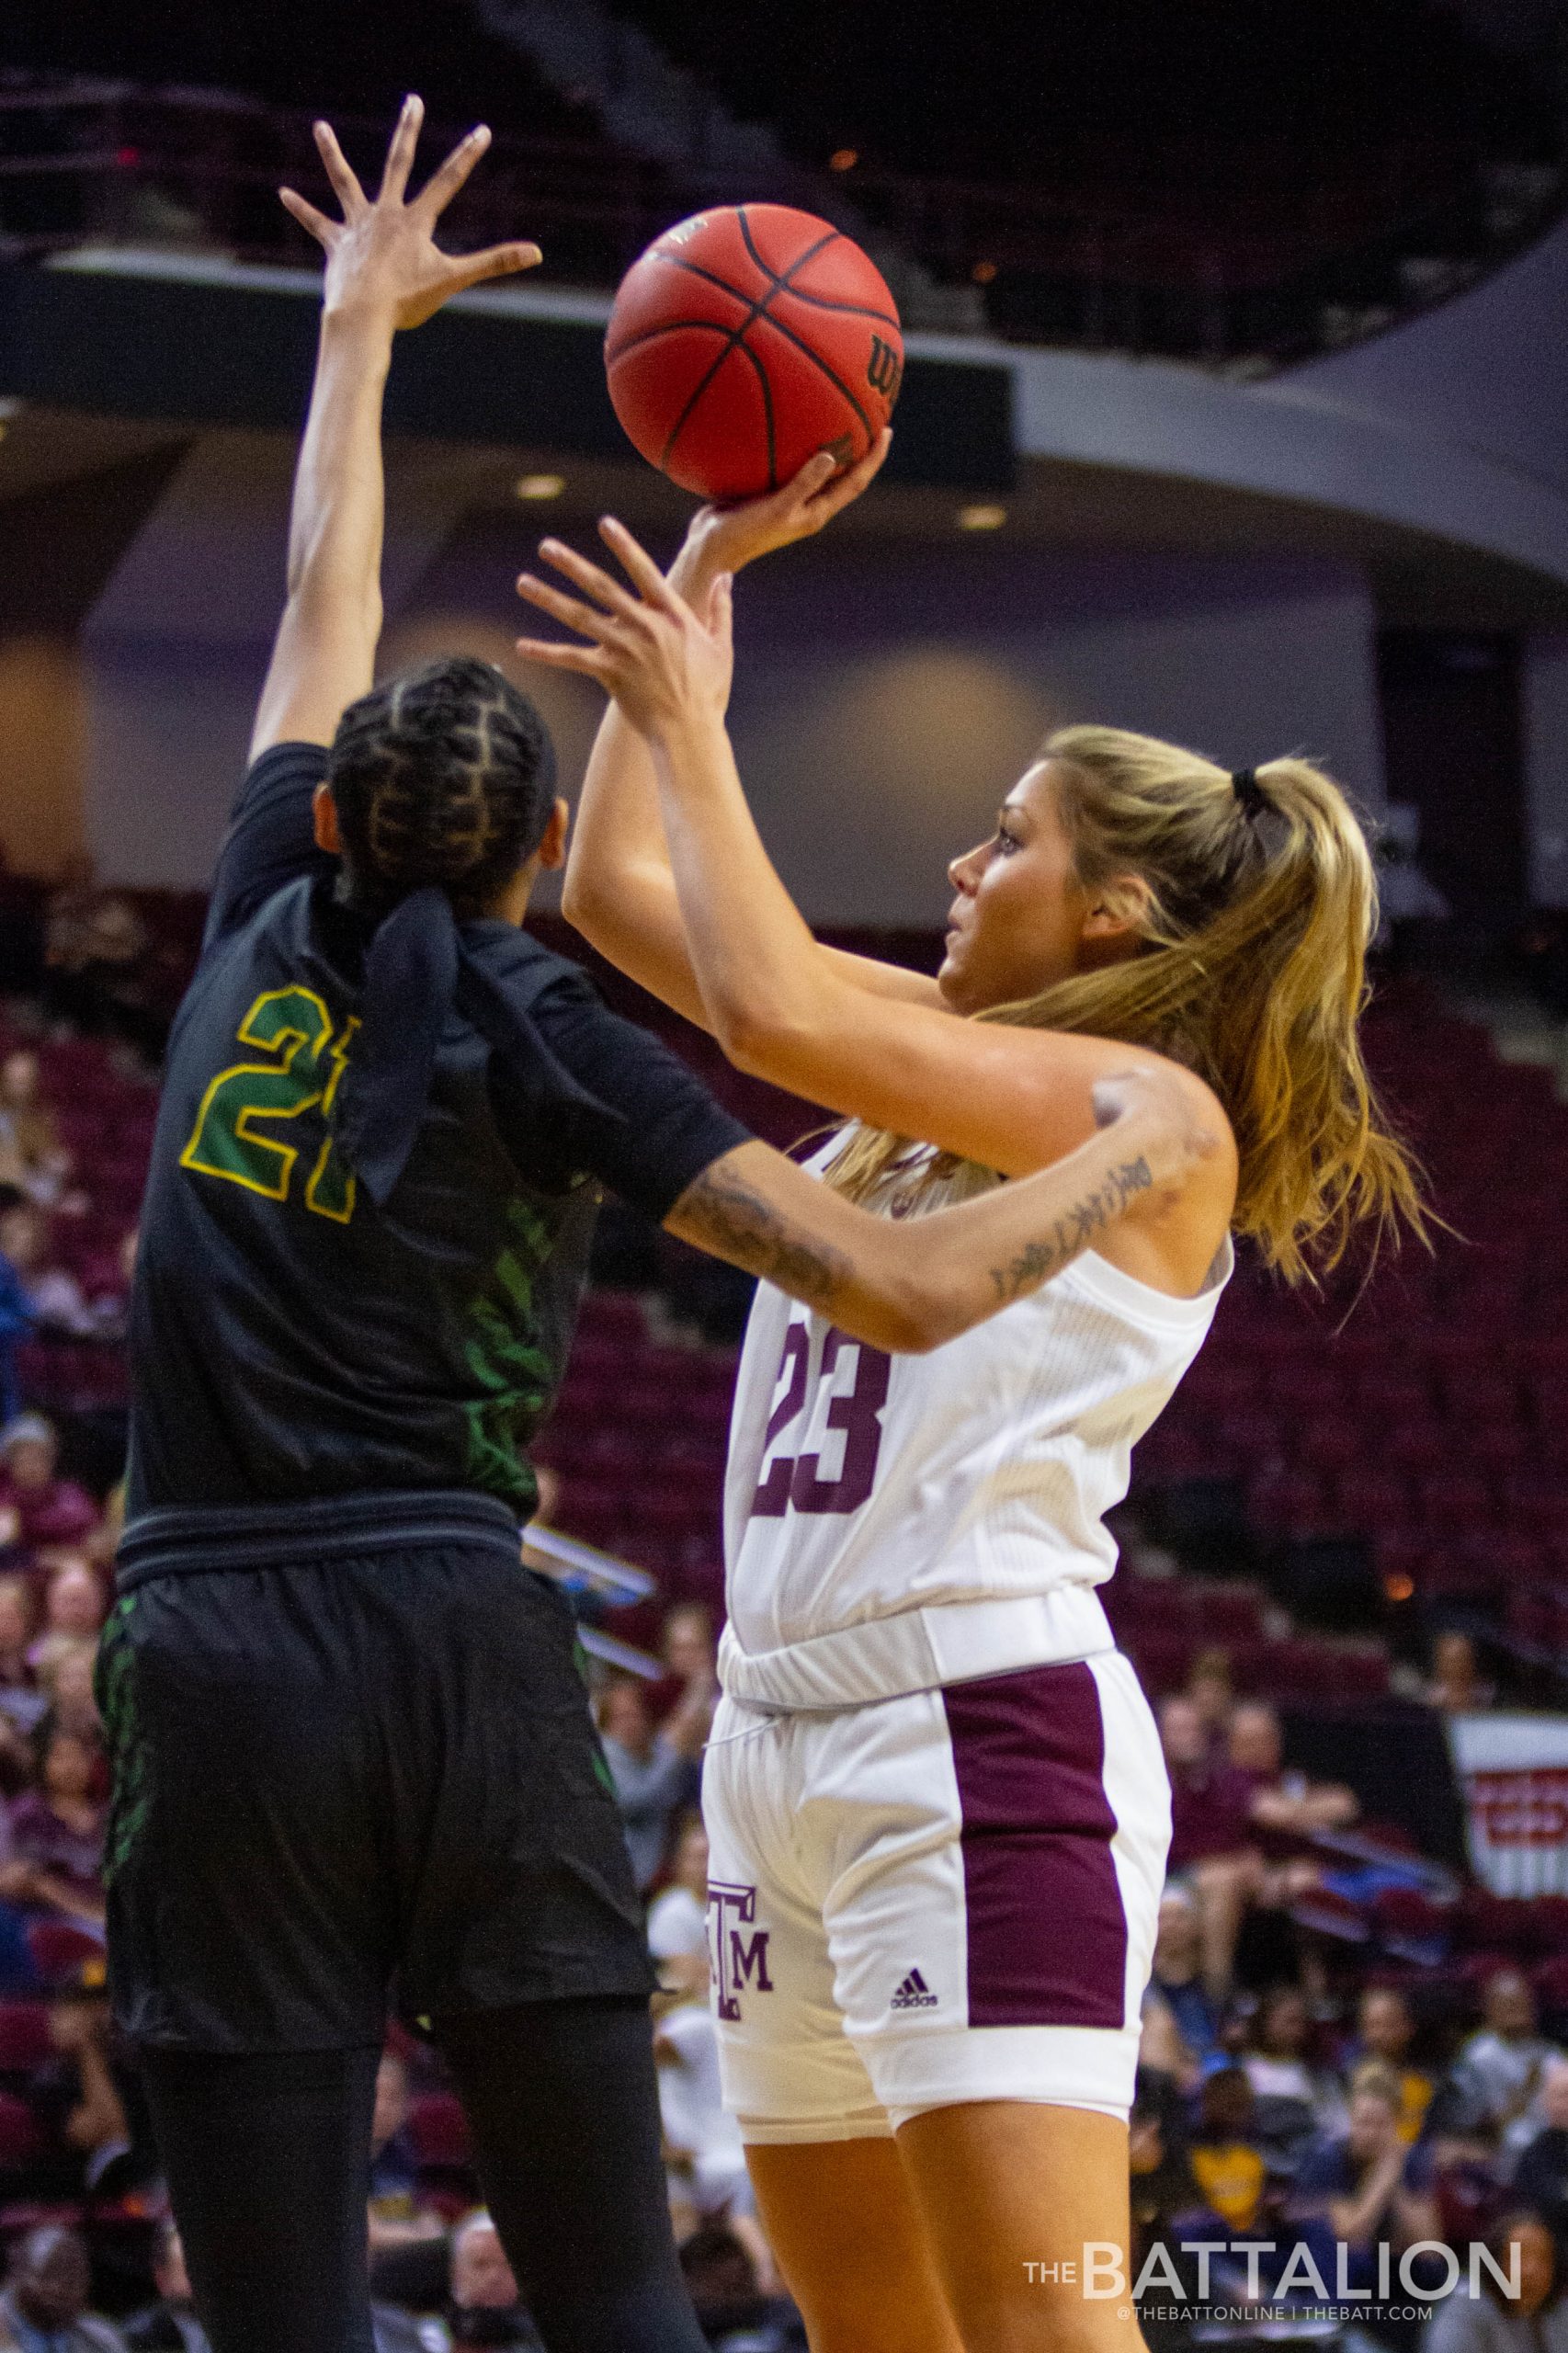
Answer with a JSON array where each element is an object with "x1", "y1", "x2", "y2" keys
[{"x1": 99, "y1": 1500, "x2": 654, "y2": 2052}]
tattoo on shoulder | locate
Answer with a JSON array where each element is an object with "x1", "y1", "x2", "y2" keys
[
  {"x1": 676, "y1": 1164, "x2": 851, "y2": 1308},
  {"x1": 988, "y1": 1154, "x2": 1153, "y2": 1304}
]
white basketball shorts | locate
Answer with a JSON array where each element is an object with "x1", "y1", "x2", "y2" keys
[{"x1": 701, "y1": 1650, "x2": 1170, "y2": 2144}]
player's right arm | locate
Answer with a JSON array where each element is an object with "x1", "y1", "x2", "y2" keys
[
  {"x1": 665, "y1": 1064, "x2": 1219, "y2": 1356},
  {"x1": 557, "y1": 438, "x2": 943, "y2": 1029},
  {"x1": 204, "y1": 102, "x2": 539, "y2": 949},
  {"x1": 251, "y1": 99, "x2": 540, "y2": 761}
]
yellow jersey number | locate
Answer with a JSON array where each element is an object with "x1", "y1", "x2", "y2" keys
[{"x1": 179, "y1": 985, "x2": 359, "y2": 1224}]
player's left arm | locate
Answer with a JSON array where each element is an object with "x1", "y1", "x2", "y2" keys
[{"x1": 250, "y1": 97, "x2": 540, "y2": 761}]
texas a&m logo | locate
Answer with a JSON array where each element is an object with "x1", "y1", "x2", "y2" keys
[{"x1": 709, "y1": 1881, "x2": 774, "y2": 2021}]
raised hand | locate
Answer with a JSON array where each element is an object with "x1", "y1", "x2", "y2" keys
[
  {"x1": 278, "y1": 94, "x2": 540, "y2": 331},
  {"x1": 517, "y1": 517, "x2": 734, "y2": 745},
  {"x1": 678, "y1": 429, "x2": 893, "y2": 583}
]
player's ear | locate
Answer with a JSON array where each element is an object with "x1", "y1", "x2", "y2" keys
[
  {"x1": 312, "y1": 782, "x2": 343, "y2": 855},
  {"x1": 537, "y1": 797, "x2": 571, "y2": 871},
  {"x1": 1080, "y1": 873, "x2": 1152, "y2": 946}
]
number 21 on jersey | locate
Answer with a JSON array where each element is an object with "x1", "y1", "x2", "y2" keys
[
  {"x1": 180, "y1": 985, "x2": 358, "y2": 1223},
  {"x1": 750, "y1": 1322, "x2": 892, "y2": 1519}
]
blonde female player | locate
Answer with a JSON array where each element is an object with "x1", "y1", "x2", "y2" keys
[{"x1": 516, "y1": 451, "x2": 1422, "y2": 2353}]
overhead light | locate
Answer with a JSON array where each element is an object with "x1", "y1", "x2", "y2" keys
[
  {"x1": 957, "y1": 503, "x2": 1006, "y2": 531},
  {"x1": 515, "y1": 472, "x2": 565, "y2": 501},
  {"x1": 971, "y1": 260, "x2": 997, "y2": 285},
  {"x1": 829, "y1": 148, "x2": 858, "y2": 173}
]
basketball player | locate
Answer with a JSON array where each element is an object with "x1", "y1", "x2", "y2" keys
[
  {"x1": 102, "y1": 104, "x2": 1211, "y2": 2353},
  {"x1": 517, "y1": 488, "x2": 1424, "y2": 2352}
]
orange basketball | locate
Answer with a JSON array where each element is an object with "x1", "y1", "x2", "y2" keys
[{"x1": 605, "y1": 204, "x2": 903, "y2": 502}]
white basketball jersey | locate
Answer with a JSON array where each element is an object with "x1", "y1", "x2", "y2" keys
[{"x1": 719, "y1": 1148, "x2": 1230, "y2": 1711}]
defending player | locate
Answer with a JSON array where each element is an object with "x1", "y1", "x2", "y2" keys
[
  {"x1": 103, "y1": 105, "x2": 1214, "y2": 2353},
  {"x1": 519, "y1": 483, "x2": 1425, "y2": 2353}
]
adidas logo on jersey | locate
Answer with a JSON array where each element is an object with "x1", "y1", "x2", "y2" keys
[{"x1": 891, "y1": 1967, "x2": 938, "y2": 2011}]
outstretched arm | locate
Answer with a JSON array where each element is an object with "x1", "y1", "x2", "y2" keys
[
  {"x1": 250, "y1": 97, "x2": 540, "y2": 758},
  {"x1": 554, "y1": 438, "x2": 944, "y2": 1029},
  {"x1": 664, "y1": 1063, "x2": 1219, "y2": 1356}
]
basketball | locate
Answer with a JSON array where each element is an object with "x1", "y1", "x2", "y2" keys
[{"x1": 604, "y1": 204, "x2": 904, "y2": 503}]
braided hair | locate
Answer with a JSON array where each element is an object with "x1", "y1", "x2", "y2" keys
[{"x1": 327, "y1": 657, "x2": 556, "y2": 921}]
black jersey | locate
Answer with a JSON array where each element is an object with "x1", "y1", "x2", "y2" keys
[{"x1": 125, "y1": 743, "x2": 748, "y2": 1521}]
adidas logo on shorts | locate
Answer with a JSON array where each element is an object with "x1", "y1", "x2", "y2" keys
[{"x1": 891, "y1": 1967, "x2": 938, "y2": 2012}]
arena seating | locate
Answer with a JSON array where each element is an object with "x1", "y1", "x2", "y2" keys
[{"x1": 1137, "y1": 986, "x2": 1568, "y2": 1679}]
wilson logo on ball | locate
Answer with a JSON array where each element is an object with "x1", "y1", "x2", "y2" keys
[{"x1": 867, "y1": 335, "x2": 902, "y2": 399}]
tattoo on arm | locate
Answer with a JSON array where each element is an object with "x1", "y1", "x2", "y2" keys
[
  {"x1": 988, "y1": 1155, "x2": 1153, "y2": 1303},
  {"x1": 674, "y1": 1163, "x2": 853, "y2": 1308}
]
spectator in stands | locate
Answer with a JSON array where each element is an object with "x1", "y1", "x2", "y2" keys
[
  {"x1": 662, "y1": 1602, "x2": 716, "y2": 1692},
  {"x1": 0, "y1": 1204, "x2": 98, "y2": 1339},
  {"x1": 1355, "y1": 1986, "x2": 1436, "y2": 2147},
  {"x1": 1290, "y1": 2067, "x2": 1439, "y2": 2309},
  {"x1": 1160, "y1": 1694, "x2": 1260, "y2": 1997},
  {"x1": 1227, "y1": 1699, "x2": 1360, "y2": 1843},
  {"x1": 28, "y1": 1561, "x2": 105, "y2": 1685},
  {"x1": 42, "y1": 861, "x2": 157, "y2": 1063},
  {"x1": 37, "y1": 1983, "x2": 137, "y2": 2199},
  {"x1": 1241, "y1": 1983, "x2": 1346, "y2": 2169},
  {"x1": 676, "y1": 2224, "x2": 801, "y2": 2353},
  {"x1": 0, "y1": 1417, "x2": 99, "y2": 1551},
  {"x1": 9, "y1": 1723, "x2": 106, "y2": 1927},
  {"x1": 0, "y1": 1576, "x2": 44, "y2": 1737},
  {"x1": 0, "y1": 1052, "x2": 74, "y2": 1211},
  {"x1": 1186, "y1": 2061, "x2": 1269, "y2": 2237},
  {"x1": 1143, "y1": 1887, "x2": 1221, "y2": 2085},
  {"x1": 1185, "y1": 1646, "x2": 1235, "y2": 1754},
  {"x1": 0, "y1": 1217, "x2": 33, "y2": 1426},
  {"x1": 1425, "y1": 2211, "x2": 1568, "y2": 2353},
  {"x1": 595, "y1": 1675, "x2": 707, "y2": 1893},
  {"x1": 654, "y1": 1990, "x2": 778, "y2": 2293},
  {"x1": 1424, "y1": 1631, "x2": 1494, "y2": 1715},
  {"x1": 368, "y1": 2048, "x2": 445, "y2": 2257},
  {"x1": 647, "y1": 1811, "x2": 710, "y2": 1992},
  {"x1": 1446, "y1": 1970, "x2": 1566, "y2": 2153},
  {"x1": 440, "y1": 2212, "x2": 541, "y2": 2350},
  {"x1": 123, "y1": 2224, "x2": 209, "y2": 2353},
  {"x1": 1512, "y1": 2058, "x2": 1568, "y2": 2244},
  {"x1": 1128, "y1": 2064, "x2": 1198, "y2": 2291},
  {"x1": 0, "y1": 2223, "x2": 127, "y2": 2352},
  {"x1": 43, "y1": 1646, "x2": 101, "y2": 1746}
]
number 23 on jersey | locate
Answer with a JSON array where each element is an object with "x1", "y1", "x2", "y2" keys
[{"x1": 751, "y1": 1322, "x2": 892, "y2": 1519}]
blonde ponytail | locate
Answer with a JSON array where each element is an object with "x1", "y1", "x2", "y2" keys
[{"x1": 827, "y1": 724, "x2": 1426, "y2": 1286}]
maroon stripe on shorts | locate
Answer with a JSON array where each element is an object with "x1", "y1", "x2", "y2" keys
[{"x1": 942, "y1": 1659, "x2": 1127, "y2": 2029}]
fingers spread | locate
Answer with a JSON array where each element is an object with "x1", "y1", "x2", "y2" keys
[
  {"x1": 516, "y1": 636, "x2": 609, "y2": 679},
  {"x1": 278, "y1": 188, "x2": 336, "y2": 247},
  {"x1": 378, "y1": 93, "x2": 425, "y2": 201},
  {"x1": 418, "y1": 123, "x2": 493, "y2": 217},
  {"x1": 595, "y1": 517, "x2": 685, "y2": 616},
  {"x1": 446, "y1": 239, "x2": 543, "y2": 293},
  {"x1": 312, "y1": 119, "x2": 368, "y2": 217},
  {"x1": 537, "y1": 538, "x2": 644, "y2": 622},
  {"x1": 517, "y1": 574, "x2": 625, "y2": 644}
]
